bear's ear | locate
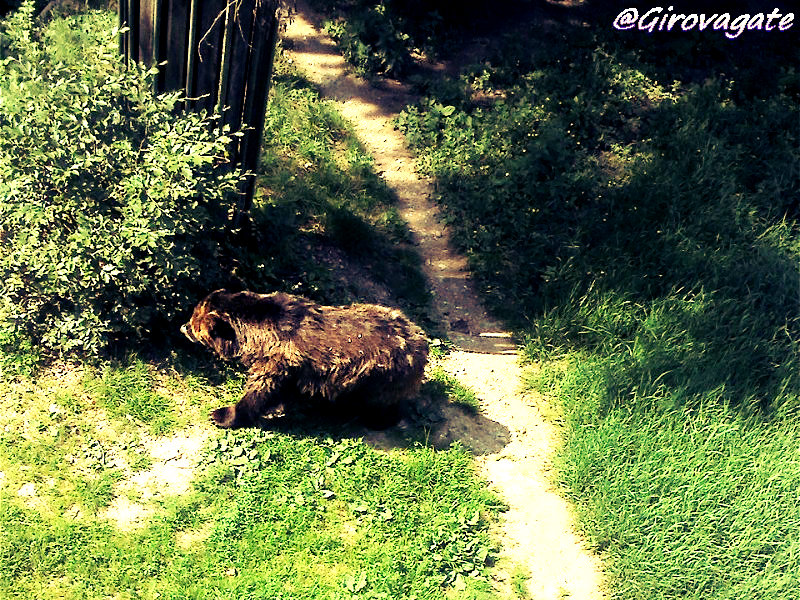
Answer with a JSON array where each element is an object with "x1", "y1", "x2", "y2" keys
[
  {"x1": 206, "y1": 312, "x2": 236, "y2": 341},
  {"x1": 229, "y1": 292, "x2": 283, "y2": 323},
  {"x1": 196, "y1": 311, "x2": 239, "y2": 357}
]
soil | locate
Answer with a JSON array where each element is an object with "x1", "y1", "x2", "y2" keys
[
  {"x1": 281, "y1": 3, "x2": 608, "y2": 598},
  {"x1": 102, "y1": 427, "x2": 207, "y2": 531}
]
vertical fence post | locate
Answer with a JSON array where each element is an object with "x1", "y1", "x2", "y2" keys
[{"x1": 119, "y1": 0, "x2": 280, "y2": 232}]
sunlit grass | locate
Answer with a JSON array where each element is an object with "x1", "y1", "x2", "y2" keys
[
  {"x1": 529, "y1": 356, "x2": 800, "y2": 598},
  {"x1": 427, "y1": 366, "x2": 481, "y2": 413},
  {"x1": 0, "y1": 358, "x2": 503, "y2": 599}
]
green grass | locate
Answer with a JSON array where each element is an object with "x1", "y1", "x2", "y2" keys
[
  {"x1": 397, "y1": 16, "x2": 800, "y2": 600},
  {"x1": 0, "y1": 357, "x2": 503, "y2": 600},
  {"x1": 510, "y1": 566, "x2": 531, "y2": 599},
  {"x1": 427, "y1": 366, "x2": 481, "y2": 413},
  {"x1": 83, "y1": 359, "x2": 177, "y2": 436},
  {"x1": 530, "y1": 358, "x2": 800, "y2": 598},
  {"x1": 0, "y1": 352, "x2": 500, "y2": 597}
]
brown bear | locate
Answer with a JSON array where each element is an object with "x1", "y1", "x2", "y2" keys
[{"x1": 181, "y1": 289, "x2": 429, "y2": 429}]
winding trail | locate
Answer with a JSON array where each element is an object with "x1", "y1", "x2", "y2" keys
[{"x1": 283, "y1": 4, "x2": 607, "y2": 598}]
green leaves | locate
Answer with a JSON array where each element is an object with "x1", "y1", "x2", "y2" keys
[
  {"x1": 427, "y1": 508, "x2": 495, "y2": 588},
  {"x1": 201, "y1": 430, "x2": 273, "y2": 483},
  {"x1": 324, "y1": 5, "x2": 412, "y2": 77},
  {"x1": 0, "y1": 6, "x2": 242, "y2": 357},
  {"x1": 195, "y1": 432, "x2": 501, "y2": 595}
]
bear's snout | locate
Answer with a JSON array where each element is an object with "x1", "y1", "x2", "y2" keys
[{"x1": 180, "y1": 323, "x2": 195, "y2": 342}]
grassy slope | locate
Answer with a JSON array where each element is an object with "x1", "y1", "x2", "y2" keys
[
  {"x1": 395, "y1": 14, "x2": 800, "y2": 600},
  {"x1": 0, "y1": 11, "x2": 499, "y2": 600},
  {"x1": 1, "y1": 364, "x2": 501, "y2": 599}
]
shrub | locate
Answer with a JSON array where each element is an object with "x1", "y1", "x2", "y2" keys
[
  {"x1": 312, "y1": 0, "x2": 530, "y2": 76},
  {"x1": 0, "y1": 4, "x2": 242, "y2": 358},
  {"x1": 324, "y1": 5, "x2": 411, "y2": 77}
]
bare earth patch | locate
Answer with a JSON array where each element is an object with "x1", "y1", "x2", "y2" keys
[
  {"x1": 103, "y1": 426, "x2": 207, "y2": 531},
  {"x1": 283, "y1": 4, "x2": 607, "y2": 597}
]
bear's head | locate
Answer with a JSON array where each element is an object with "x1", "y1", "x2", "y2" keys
[
  {"x1": 181, "y1": 290, "x2": 240, "y2": 359},
  {"x1": 181, "y1": 289, "x2": 291, "y2": 360}
]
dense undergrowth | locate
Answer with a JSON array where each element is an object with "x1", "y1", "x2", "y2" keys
[
  {"x1": 308, "y1": 0, "x2": 533, "y2": 77},
  {"x1": 391, "y1": 9, "x2": 800, "y2": 599},
  {"x1": 0, "y1": 5, "x2": 241, "y2": 358}
]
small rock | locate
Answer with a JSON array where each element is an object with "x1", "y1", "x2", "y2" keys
[{"x1": 17, "y1": 482, "x2": 36, "y2": 497}]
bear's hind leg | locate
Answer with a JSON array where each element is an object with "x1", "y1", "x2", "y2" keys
[
  {"x1": 209, "y1": 400, "x2": 287, "y2": 429},
  {"x1": 209, "y1": 405, "x2": 239, "y2": 428}
]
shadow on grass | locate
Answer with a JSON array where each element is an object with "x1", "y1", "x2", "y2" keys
[
  {"x1": 396, "y1": 9, "x2": 800, "y2": 419},
  {"x1": 225, "y1": 62, "x2": 440, "y2": 333},
  {"x1": 241, "y1": 379, "x2": 511, "y2": 456},
  {"x1": 143, "y1": 336, "x2": 511, "y2": 456}
]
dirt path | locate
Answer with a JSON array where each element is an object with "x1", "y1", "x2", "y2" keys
[
  {"x1": 282, "y1": 4, "x2": 513, "y2": 355},
  {"x1": 283, "y1": 4, "x2": 607, "y2": 599}
]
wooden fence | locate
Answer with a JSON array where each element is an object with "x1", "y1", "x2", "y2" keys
[{"x1": 118, "y1": 0, "x2": 280, "y2": 229}]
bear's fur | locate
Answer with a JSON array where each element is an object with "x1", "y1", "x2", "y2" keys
[{"x1": 181, "y1": 289, "x2": 429, "y2": 429}]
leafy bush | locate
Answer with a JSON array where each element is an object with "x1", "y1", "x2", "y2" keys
[
  {"x1": 0, "y1": 4, "x2": 242, "y2": 358},
  {"x1": 314, "y1": 0, "x2": 429, "y2": 77},
  {"x1": 324, "y1": 5, "x2": 411, "y2": 77},
  {"x1": 312, "y1": 0, "x2": 532, "y2": 76}
]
